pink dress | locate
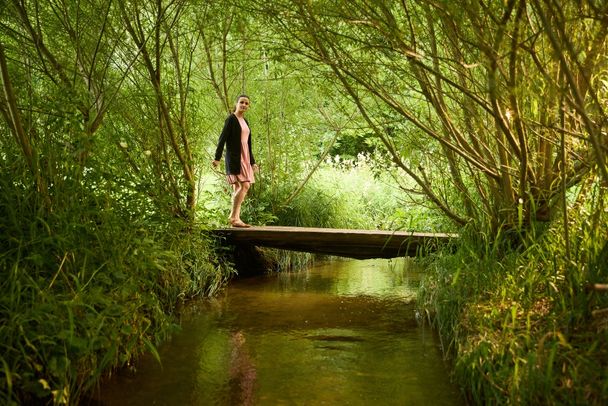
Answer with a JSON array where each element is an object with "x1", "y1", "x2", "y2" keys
[{"x1": 227, "y1": 117, "x2": 255, "y2": 184}]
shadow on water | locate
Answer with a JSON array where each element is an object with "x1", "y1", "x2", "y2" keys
[{"x1": 94, "y1": 258, "x2": 463, "y2": 405}]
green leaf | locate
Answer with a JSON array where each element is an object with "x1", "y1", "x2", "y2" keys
[{"x1": 142, "y1": 337, "x2": 162, "y2": 366}]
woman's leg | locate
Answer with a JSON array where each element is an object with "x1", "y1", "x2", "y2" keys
[
  {"x1": 229, "y1": 182, "x2": 242, "y2": 222},
  {"x1": 229, "y1": 181, "x2": 251, "y2": 224}
]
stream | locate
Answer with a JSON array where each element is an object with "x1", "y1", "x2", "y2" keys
[{"x1": 96, "y1": 257, "x2": 462, "y2": 405}]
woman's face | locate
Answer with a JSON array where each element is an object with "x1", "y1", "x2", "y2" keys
[{"x1": 235, "y1": 97, "x2": 250, "y2": 113}]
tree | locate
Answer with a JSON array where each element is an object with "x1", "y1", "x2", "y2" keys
[
  {"x1": 261, "y1": 0, "x2": 608, "y2": 234},
  {"x1": 117, "y1": 0, "x2": 201, "y2": 218},
  {"x1": 0, "y1": 0, "x2": 124, "y2": 208}
]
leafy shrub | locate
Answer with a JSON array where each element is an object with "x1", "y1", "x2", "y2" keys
[{"x1": 0, "y1": 163, "x2": 232, "y2": 405}]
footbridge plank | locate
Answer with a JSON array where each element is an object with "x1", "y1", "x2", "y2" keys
[{"x1": 213, "y1": 226, "x2": 457, "y2": 259}]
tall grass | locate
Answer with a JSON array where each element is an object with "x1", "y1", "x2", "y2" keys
[
  {"x1": 419, "y1": 192, "x2": 608, "y2": 404},
  {"x1": 0, "y1": 166, "x2": 233, "y2": 405},
  {"x1": 243, "y1": 153, "x2": 453, "y2": 232}
]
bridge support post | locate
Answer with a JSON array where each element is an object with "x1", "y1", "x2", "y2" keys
[{"x1": 231, "y1": 243, "x2": 278, "y2": 277}]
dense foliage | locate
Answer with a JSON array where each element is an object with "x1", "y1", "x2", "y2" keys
[
  {"x1": 260, "y1": 0, "x2": 608, "y2": 234},
  {"x1": 1, "y1": 0, "x2": 607, "y2": 404},
  {"x1": 420, "y1": 195, "x2": 608, "y2": 403}
]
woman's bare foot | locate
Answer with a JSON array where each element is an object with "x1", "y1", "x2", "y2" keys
[{"x1": 230, "y1": 219, "x2": 251, "y2": 228}]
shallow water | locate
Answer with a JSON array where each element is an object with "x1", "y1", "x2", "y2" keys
[{"x1": 96, "y1": 258, "x2": 462, "y2": 405}]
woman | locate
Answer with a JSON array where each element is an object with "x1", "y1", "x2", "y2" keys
[{"x1": 212, "y1": 95, "x2": 259, "y2": 228}]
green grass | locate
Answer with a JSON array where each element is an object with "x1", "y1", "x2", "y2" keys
[
  {"x1": 246, "y1": 153, "x2": 453, "y2": 232},
  {"x1": 0, "y1": 168, "x2": 233, "y2": 405},
  {"x1": 419, "y1": 205, "x2": 608, "y2": 404}
]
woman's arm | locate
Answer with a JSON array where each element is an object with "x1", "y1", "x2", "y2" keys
[{"x1": 214, "y1": 115, "x2": 233, "y2": 162}]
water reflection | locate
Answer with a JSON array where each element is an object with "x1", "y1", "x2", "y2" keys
[
  {"x1": 228, "y1": 331, "x2": 256, "y2": 406},
  {"x1": 96, "y1": 258, "x2": 462, "y2": 405}
]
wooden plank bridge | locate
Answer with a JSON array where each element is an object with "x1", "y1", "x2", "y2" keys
[{"x1": 213, "y1": 226, "x2": 457, "y2": 259}]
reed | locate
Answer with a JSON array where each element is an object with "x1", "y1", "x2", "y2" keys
[
  {"x1": 419, "y1": 196, "x2": 608, "y2": 404},
  {"x1": 245, "y1": 154, "x2": 451, "y2": 232},
  {"x1": 0, "y1": 166, "x2": 232, "y2": 405}
]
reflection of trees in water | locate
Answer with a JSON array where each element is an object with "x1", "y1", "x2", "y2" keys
[{"x1": 229, "y1": 331, "x2": 257, "y2": 405}]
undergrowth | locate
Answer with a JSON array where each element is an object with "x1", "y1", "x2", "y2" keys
[
  {"x1": 202, "y1": 153, "x2": 453, "y2": 233},
  {"x1": 0, "y1": 171, "x2": 233, "y2": 405},
  {"x1": 420, "y1": 198, "x2": 608, "y2": 404}
]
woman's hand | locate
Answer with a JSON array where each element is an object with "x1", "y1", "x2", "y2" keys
[
  {"x1": 253, "y1": 163, "x2": 260, "y2": 173},
  {"x1": 212, "y1": 160, "x2": 220, "y2": 168}
]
